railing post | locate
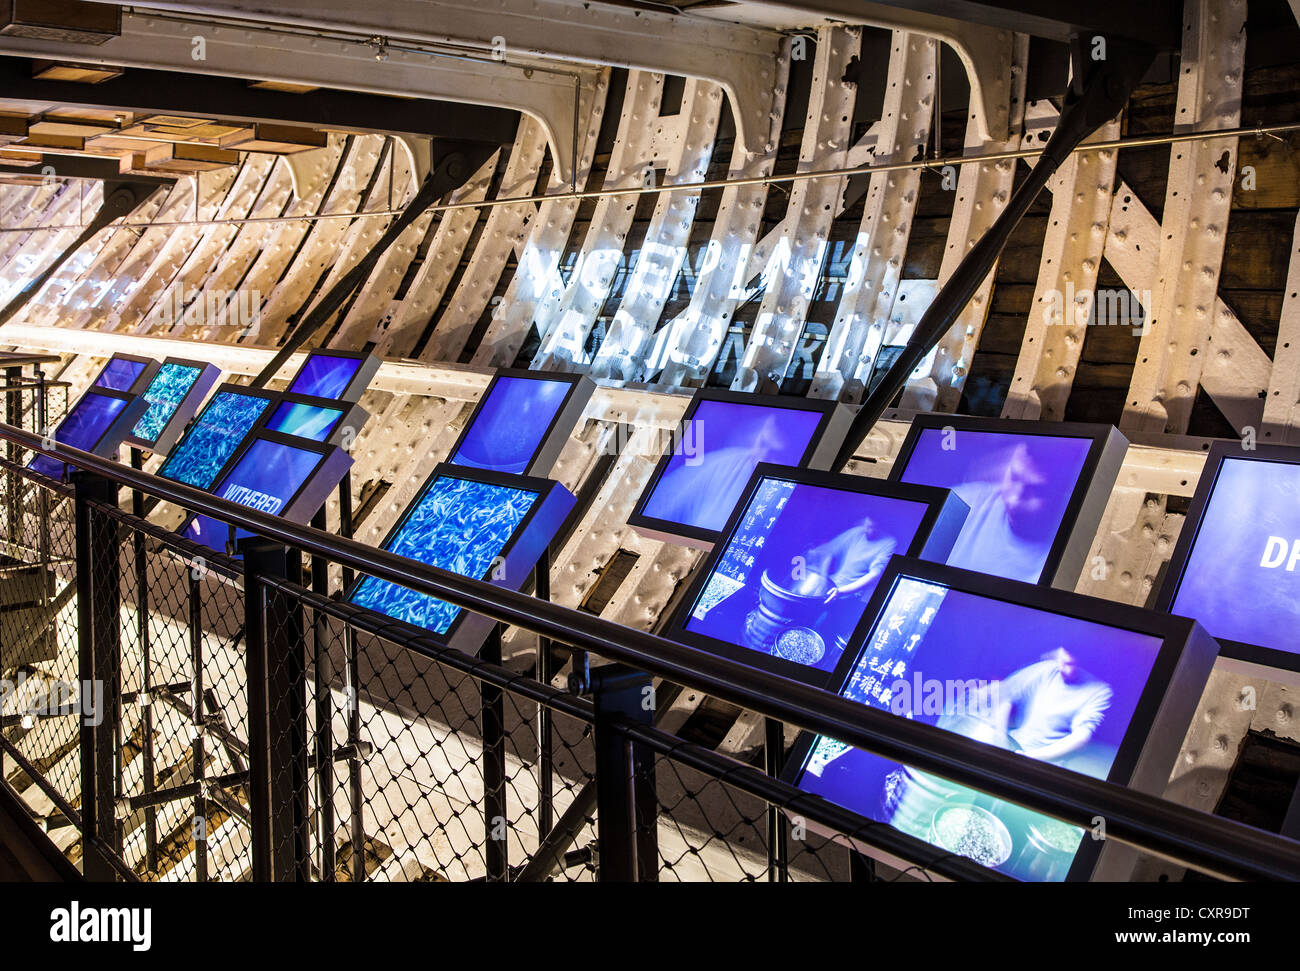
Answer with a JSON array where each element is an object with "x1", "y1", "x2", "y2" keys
[
  {"x1": 481, "y1": 624, "x2": 508, "y2": 881},
  {"x1": 242, "y1": 538, "x2": 309, "y2": 882},
  {"x1": 72, "y1": 470, "x2": 121, "y2": 881},
  {"x1": 589, "y1": 664, "x2": 657, "y2": 882}
]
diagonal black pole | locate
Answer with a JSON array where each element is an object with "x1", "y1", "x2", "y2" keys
[
  {"x1": 250, "y1": 140, "x2": 496, "y2": 387},
  {"x1": 834, "y1": 34, "x2": 1156, "y2": 469}
]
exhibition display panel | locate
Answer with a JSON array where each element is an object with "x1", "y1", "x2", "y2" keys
[
  {"x1": 447, "y1": 368, "x2": 595, "y2": 476},
  {"x1": 1154, "y1": 441, "x2": 1300, "y2": 676},
  {"x1": 286, "y1": 348, "x2": 380, "y2": 403},
  {"x1": 157, "y1": 385, "x2": 279, "y2": 491},
  {"x1": 663, "y1": 464, "x2": 969, "y2": 684},
  {"x1": 181, "y1": 431, "x2": 353, "y2": 552},
  {"x1": 888, "y1": 415, "x2": 1127, "y2": 588},
  {"x1": 263, "y1": 393, "x2": 369, "y2": 447},
  {"x1": 28, "y1": 387, "x2": 149, "y2": 481},
  {"x1": 628, "y1": 388, "x2": 853, "y2": 549},
  {"x1": 349, "y1": 464, "x2": 576, "y2": 657},
  {"x1": 122, "y1": 358, "x2": 222, "y2": 455},
  {"x1": 782, "y1": 556, "x2": 1219, "y2": 880},
  {"x1": 91, "y1": 353, "x2": 160, "y2": 395}
]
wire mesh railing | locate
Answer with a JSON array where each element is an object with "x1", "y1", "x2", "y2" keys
[{"x1": 2, "y1": 417, "x2": 1300, "y2": 883}]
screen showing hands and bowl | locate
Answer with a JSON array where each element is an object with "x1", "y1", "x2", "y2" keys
[
  {"x1": 793, "y1": 572, "x2": 1165, "y2": 880},
  {"x1": 683, "y1": 475, "x2": 933, "y2": 676},
  {"x1": 896, "y1": 428, "x2": 1093, "y2": 584}
]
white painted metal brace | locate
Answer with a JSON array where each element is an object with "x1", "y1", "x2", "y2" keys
[
  {"x1": 1003, "y1": 103, "x2": 1119, "y2": 421},
  {"x1": 812, "y1": 31, "x2": 937, "y2": 403},
  {"x1": 902, "y1": 32, "x2": 1028, "y2": 413},
  {"x1": 1122, "y1": 0, "x2": 1249, "y2": 436},
  {"x1": 732, "y1": 26, "x2": 862, "y2": 394}
]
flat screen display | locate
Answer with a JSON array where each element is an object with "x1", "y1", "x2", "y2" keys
[
  {"x1": 30, "y1": 391, "x2": 129, "y2": 479},
  {"x1": 1169, "y1": 456, "x2": 1300, "y2": 660},
  {"x1": 132, "y1": 362, "x2": 203, "y2": 444},
  {"x1": 640, "y1": 400, "x2": 824, "y2": 535},
  {"x1": 897, "y1": 428, "x2": 1093, "y2": 583},
  {"x1": 684, "y1": 477, "x2": 931, "y2": 675},
  {"x1": 94, "y1": 358, "x2": 147, "y2": 392},
  {"x1": 288, "y1": 353, "x2": 362, "y2": 399},
  {"x1": 159, "y1": 390, "x2": 272, "y2": 490},
  {"x1": 184, "y1": 437, "x2": 325, "y2": 548},
  {"x1": 350, "y1": 475, "x2": 540, "y2": 635},
  {"x1": 265, "y1": 401, "x2": 344, "y2": 442},
  {"x1": 794, "y1": 574, "x2": 1164, "y2": 880},
  {"x1": 451, "y1": 375, "x2": 573, "y2": 474}
]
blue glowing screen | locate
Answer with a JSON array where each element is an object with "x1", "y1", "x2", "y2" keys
[
  {"x1": 30, "y1": 391, "x2": 128, "y2": 479},
  {"x1": 1170, "y1": 456, "x2": 1300, "y2": 658},
  {"x1": 265, "y1": 401, "x2": 344, "y2": 442},
  {"x1": 159, "y1": 391, "x2": 272, "y2": 489},
  {"x1": 132, "y1": 362, "x2": 202, "y2": 443},
  {"x1": 795, "y1": 575, "x2": 1163, "y2": 880},
  {"x1": 684, "y1": 477, "x2": 930, "y2": 674},
  {"x1": 289, "y1": 354, "x2": 362, "y2": 399},
  {"x1": 898, "y1": 428, "x2": 1093, "y2": 584},
  {"x1": 640, "y1": 400, "x2": 825, "y2": 535},
  {"x1": 184, "y1": 438, "x2": 323, "y2": 549},
  {"x1": 94, "y1": 358, "x2": 147, "y2": 392},
  {"x1": 350, "y1": 476, "x2": 539, "y2": 635},
  {"x1": 451, "y1": 376, "x2": 572, "y2": 474}
]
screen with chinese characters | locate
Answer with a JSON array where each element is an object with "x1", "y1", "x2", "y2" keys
[
  {"x1": 683, "y1": 476, "x2": 931, "y2": 675},
  {"x1": 795, "y1": 574, "x2": 1163, "y2": 880}
]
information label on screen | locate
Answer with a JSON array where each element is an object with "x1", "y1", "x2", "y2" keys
[
  {"x1": 898, "y1": 429, "x2": 1092, "y2": 583},
  {"x1": 1170, "y1": 456, "x2": 1300, "y2": 658},
  {"x1": 641, "y1": 401, "x2": 824, "y2": 535},
  {"x1": 351, "y1": 476, "x2": 540, "y2": 634},
  {"x1": 184, "y1": 438, "x2": 323, "y2": 548},
  {"x1": 796, "y1": 575, "x2": 1163, "y2": 880},
  {"x1": 684, "y1": 477, "x2": 930, "y2": 674},
  {"x1": 451, "y1": 376, "x2": 572, "y2": 474}
]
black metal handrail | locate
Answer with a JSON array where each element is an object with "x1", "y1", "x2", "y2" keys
[{"x1": 5, "y1": 420, "x2": 1300, "y2": 881}]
